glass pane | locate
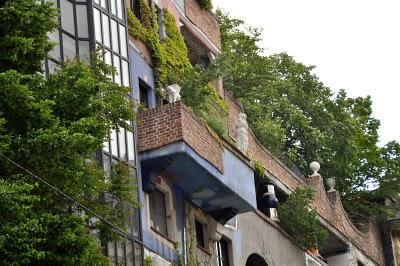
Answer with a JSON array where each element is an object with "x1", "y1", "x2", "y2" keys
[
  {"x1": 111, "y1": 19, "x2": 119, "y2": 53},
  {"x1": 134, "y1": 243, "x2": 142, "y2": 266},
  {"x1": 110, "y1": 0, "x2": 117, "y2": 15},
  {"x1": 48, "y1": 60, "x2": 58, "y2": 74},
  {"x1": 102, "y1": 13, "x2": 111, "y2": 47},
  {"x1": 116, "y1": 242, "x2": 125, "y2": 265},
  {"x1": 94, "y1": 0, "x2": 99, "y2": 4},
  {"x1": 101, "y1": 0, "x2": 107, "y2": 9},
  {"x1": 60, "y1": 0, "x2": 75, "y2": 34},
  {"x1": 126, "y1": 241, "x2": 134, "y2": 266},
  {"x1": 122, "y1": 60, "x2": 129, "y2": 87},
  {"x1": 62, "y1": 33, "x2": 76, "y2": 59},
  {"x1": 93, "y1": 8, "x2": 102, "y2": 43},
  {"x1": 118, "y1": 127, "x2": 126, "y2": 159},
  {"x1": 48, "y1": 30, "x2": 61, "y2": 61},
  {"x1": 113, "y1": 55, "x2": 121, "y2": 85},
  {"x1": 76, "y1": 5, "x2": 89, "y2": 38},
  {"x1": 110, "y1": 129, "x2": 118, "y2": 157},
  {"x1": 104, "y1": 49, "x2": 112, "y2": 66},
  {"x1": 119, "y1": 25, "x2": 128, "y2": 58},
  {"x1": 103, "y1": 134, "x2": 110, "y2": 153},
  {"x1": 79, "y1": 41, "x2": 90, "y2": 62},
  {"x1": 103, "y1": 154, "x2": 111, "y2": 180},
  {"x1": 116, "y1": 0, "x2": 124, "y2": 19},
  {"x1": 107, "y1": 242, "x2": 116, "y2": 263},
  {"x1": 127, "y1": 130, "x2": 135, "y2": 163}
]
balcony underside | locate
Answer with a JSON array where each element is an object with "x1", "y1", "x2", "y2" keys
[{"x1": 140, "y1": 141, "x2": 256, "y2": 216}]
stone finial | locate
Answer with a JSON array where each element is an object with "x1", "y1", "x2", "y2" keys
[
  {"x1": 326, "y1": 177, "x2": 336, "y2": 192},
  {"x1": 309, "y1": 161, "x2": 320, "y2": 176},
  {"x1": 165, "y1": 84, "x2": 181, "y2": 103},
  {"x1": 234, "y1": 113, "x2": 249, "y2": 153}
]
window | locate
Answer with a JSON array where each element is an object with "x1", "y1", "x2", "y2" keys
[
  {"x1": 149, "y1": 189, "x2": 168, "y2": 236},
  {"x1": 195, "y1": 220, "x2": 205, "y2": 248},
  {"x1": 131, "y1": 0, "x2": 141, "y2": 21},
  {"x1": 217, "y1": 238, "x2": 230, "y2": 266},
  {"x1": 139, "y1": 80, "x2": 150, "y2": 108}
]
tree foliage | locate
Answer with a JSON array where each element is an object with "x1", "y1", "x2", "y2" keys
[
  {"x1": 215, "y1": 10, "x2": 400, "y2": 217},
  {"x1": 0, "y1": 0, "x2": 137, "y2": 264},
  {"x1": 278, "y1": 188, "x2": 329, "y2": 249}
]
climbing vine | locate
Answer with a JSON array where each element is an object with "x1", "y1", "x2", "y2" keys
[{"x1": 127, "y1": 2, "x2": 229, "y2": 136}]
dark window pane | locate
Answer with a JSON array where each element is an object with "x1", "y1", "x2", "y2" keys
[
  {"x1": 62, "y1": 33, "x2": 76, "y2": 59},
  {"x1": 61, "y1": 0, "x2": 75, "y2": 34},
  {"x1": 195, "y1": 220, "x2": 205, "y2": 248},
  {"x1": 218, "y1": 239, "x2": 230, "y2": 266},
  {"x1": 76, "y1": 5, "x2": 89, "y2": 38},
  {"x1": 149, "y1": 189, "x2": 168, "y2": 236},
  {"x1": 139, "y1": 80, "x2": 149, "y2": 108}
]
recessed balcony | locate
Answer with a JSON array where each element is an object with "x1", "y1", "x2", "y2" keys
[{"x1": 137, "y1": 102, "x2": 256, "y2": 223}]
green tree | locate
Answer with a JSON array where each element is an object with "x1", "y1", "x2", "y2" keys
[
  {"x1": 0, "y1": 0, "x2": 136, "y2": 264},
  {"x1": 215, "y1": 10, "x2": 400, "y2": 217},
  {"x1": 278, "y1": 187, "x2": 328, "y2": 249}
]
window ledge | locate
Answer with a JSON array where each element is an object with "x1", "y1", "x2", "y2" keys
[
  {"x1": 150, "y1": 226, "x2": 176, "y2": 246},
  {"x1": 196, "y1": 244, "x2": 212, "y2": 256}
]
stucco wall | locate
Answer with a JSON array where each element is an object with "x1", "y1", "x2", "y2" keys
[{"x1": 222, "y1": 212, "x2": 307, "y2": 266}]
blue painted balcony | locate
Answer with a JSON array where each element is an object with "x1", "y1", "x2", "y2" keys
[{"x1": 137, "y1": 102, "x2": 256, "y2": 222}]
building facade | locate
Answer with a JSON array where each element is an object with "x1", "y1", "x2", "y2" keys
[{"x1": 49, "y1": 0, "x2": 389, "y2": 265}]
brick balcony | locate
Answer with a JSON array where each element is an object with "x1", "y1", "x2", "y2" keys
[
  {"x1": 137, "y1": 102, "x2": 257, "y2": 219},
  {"x1": 137, "y1": 101, "x2": 223, "y2": 172}
]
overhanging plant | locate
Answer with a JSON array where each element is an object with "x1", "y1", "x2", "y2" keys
[{"x1": 278, "y1": 187, "x2": 328, "y2": 250}]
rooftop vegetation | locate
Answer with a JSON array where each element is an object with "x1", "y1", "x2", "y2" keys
[
  {"x1": 214, "y1": 10, "x2": 400, "y2": 218},
  {"x1": 127, "y1": 0, "x2": 228, "y2": 137}
]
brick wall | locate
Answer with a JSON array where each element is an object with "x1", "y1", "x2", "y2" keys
[
  {"x1": 184, "y1": 0, "x2": 221, "y2": 50},
  {"x1": 225, "y1": 93, "x2": 385, "y2": 265},
  {"x1": 307, "y1": 175, "x2": 384, "y2": 265},
  {"x1": 137, "y1": 102, "x2": 223, "y2": 172}
]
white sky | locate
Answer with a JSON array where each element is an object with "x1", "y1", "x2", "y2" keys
[{"x1": 213, "y1": 0, "x2": 400, "y2": 145}]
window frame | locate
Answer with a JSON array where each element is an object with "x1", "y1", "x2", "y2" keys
[{"x1": 149, "y1": 188, "x2": 169, "y2": 237}]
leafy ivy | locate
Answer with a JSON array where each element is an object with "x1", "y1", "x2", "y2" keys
[{"x1": 127, "y1": 2, "x2": 228, "y2": 136}]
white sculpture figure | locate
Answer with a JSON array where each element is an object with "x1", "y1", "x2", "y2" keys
[
  {"x1": 165, "y1": 84, "x2": 181, "y2": 103},
  {"x1": 326, "y1": 177, "x2": 336, "y2": 192},
  {"x1": 235, "y1": 113, "x2": 249, "y2": 152},
  {"x1": 309, "y1": 161, "x2": 320, "y2": 176}
]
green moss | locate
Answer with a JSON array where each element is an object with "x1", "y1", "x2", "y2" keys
[
  {"x1": 254, "y1": 161, "x2": 265, "y2": 179},
  {"x1": 127, "y1": 3, "x2": 227, "y2": 136}
]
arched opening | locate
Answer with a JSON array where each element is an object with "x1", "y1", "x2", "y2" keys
[{"x1": 245, "y1": 253, "x2": 268, "y2": 266}]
